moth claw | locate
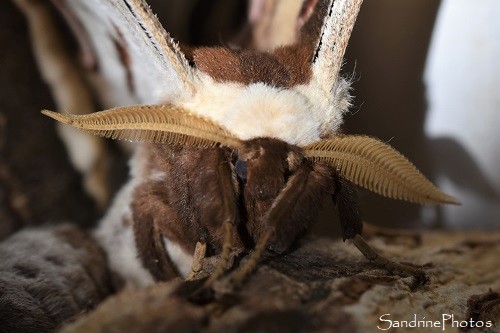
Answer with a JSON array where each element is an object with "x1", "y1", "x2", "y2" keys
[{"x1": 186, "y1": 242, "x2": 207, "y2": 281}]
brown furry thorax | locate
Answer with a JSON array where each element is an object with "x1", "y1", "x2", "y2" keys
[{"x1": 193, "y1": 45, "x2": 314, "y2": 88}]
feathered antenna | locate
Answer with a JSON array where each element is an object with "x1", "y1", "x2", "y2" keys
[
  {"x1": 41, "y1": 106, "x2": 243, "y2": 149},
  {"x1": 305, "y1": 136, "x2": 460, "y2": 205},
  {"x1": 312, "y1": 0, "x2": 363, "y2": 93}
]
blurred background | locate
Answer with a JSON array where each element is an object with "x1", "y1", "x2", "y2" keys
[
  {"x1": 343, "y1": 0, "x2": 500, "y2": 231},
  {"x1": 0, "y1": 0, "x2": 498, "y2": 241}
]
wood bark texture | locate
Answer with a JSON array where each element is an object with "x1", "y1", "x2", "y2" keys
[{"x1": 60, "y1": 227, "x2": 500, "y2": 333}]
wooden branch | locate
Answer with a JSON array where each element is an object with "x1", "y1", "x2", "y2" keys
[{"x1": 59, "y1": 227, "x2": 500, "y2": 333}]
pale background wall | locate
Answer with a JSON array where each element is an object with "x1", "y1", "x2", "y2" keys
[
  {"x1": 424, "y1": 0, "x2": 500, "y2": 228},
  {"x1": 339, "y1": 0, "x2": 500, "y2": 231},
  {"x1": 339, "y1": 0, "x2": 443, "y2": 231}
]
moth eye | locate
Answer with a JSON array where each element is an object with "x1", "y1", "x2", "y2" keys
[{"x1": 235, "y1": 158, "x2": 248, "y2": 181}]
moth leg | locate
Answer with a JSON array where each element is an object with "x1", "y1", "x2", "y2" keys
[
  {"x1": 186, "y1": 242, "x2": 207, "y2": 281},
  {"x1": 228, "y1": 227, "x2": 273, "y2": 286},
  {"x1": 333, "y1": 176, "x2": 427, "y2": 282},
  {"x1": 351, "y1": 234, "x2": 426, "y2": 281},
  {"x1": 204, "y1": 221, "x2": 235, "y2": 286},
  {"x1": 230, "y1": 166, "x2": 311, "y2": 285},
  {"x1": 204, "y1": 159, "x2": 237, "y2": 286}
]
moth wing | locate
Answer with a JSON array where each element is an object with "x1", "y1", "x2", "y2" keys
[
  {"x1": 55, "y1": 0, "x2": 196, "y2": 107},
  {"x1": 248, "y1": 0, "x2": 330, "y2": 51}
]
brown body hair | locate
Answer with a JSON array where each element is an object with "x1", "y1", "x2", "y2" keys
[
  {"x1": 129, "y1": 139, "x2": 356, "y2": 281},
  {"x1": 131, "y1": 145, "x2": 235, "y2": 279}
]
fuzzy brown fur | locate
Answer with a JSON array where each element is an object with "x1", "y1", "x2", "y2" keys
[
  {"x1": 129, "y1": 137, "x2": 362, "y2": 280},
  {"x1": 193, "y1": 47, "x2": 245, "y2": 83},
  {"x1": 193, "y1": 45, "x2": 313, "y2": 88},
  {"x1": 130, "y1": 145, "x2": 240, "y2": 280}
]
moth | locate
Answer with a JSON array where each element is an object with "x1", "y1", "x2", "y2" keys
[{"x1": 41, "y1": 0, "x2": 459, "y2": 287}]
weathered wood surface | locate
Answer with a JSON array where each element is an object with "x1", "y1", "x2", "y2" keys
[{"x1": 60, "y1": 227, "x2": 500, "y2": 333}]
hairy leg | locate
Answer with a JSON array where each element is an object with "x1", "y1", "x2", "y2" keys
[
  {"x1": 350, "y1": 234, "x2": 426, "y2": 281},
  {"x1": 333, "y1": 176, "x2": 427, "y2": 282},
  {"x1": 230, "y1": 165, "x2": 315, "y2": 285},
  {"x1": 204, "y1": 160, "x2": 237, "y2": 286}
]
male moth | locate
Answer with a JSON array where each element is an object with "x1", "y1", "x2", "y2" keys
[{"x1": 42, "y1": 0, "x2": 459, "y2": 287}]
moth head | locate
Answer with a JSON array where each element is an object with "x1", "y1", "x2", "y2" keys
[{"x1": 237, "y1": 137, "x2": 305, "y2": 172}]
